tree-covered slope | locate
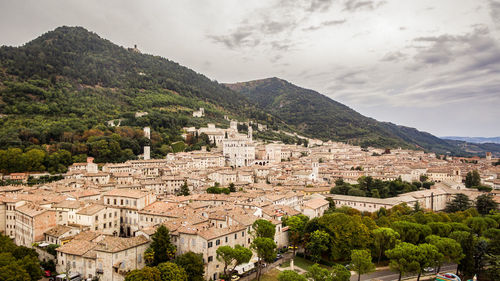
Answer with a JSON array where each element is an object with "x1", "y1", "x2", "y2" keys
[
  {"x1": 0, "y1": 26, "x2": 280, "y2": 173},
  {"x1": 226, "y1": 77, "x2": 500, "y2": 156}
]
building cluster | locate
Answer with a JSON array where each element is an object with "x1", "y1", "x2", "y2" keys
[{"x1": 0, "y1": 125, "x2": 499, "y2": 280}]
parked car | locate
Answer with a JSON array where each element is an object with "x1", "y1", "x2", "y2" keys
[
  {"x1": 424, "y1": 267, "x2": 435, "y2": 272},
  {"x1": 274, "y1": 254, "x2": 283, "y2": 262}
]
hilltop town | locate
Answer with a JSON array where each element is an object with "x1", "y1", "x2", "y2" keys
[{"x1": 0, "y1": 120, "x2": 498, "y2": 281}]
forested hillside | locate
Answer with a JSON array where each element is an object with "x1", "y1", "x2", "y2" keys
[
  {"x1": 0, "y1": 26, "x2": 279, "y2": 173},
  {"x1": 226, "y1": 78, "x2": 500, "y2": 156},
  {"x1": 0, "y1": 26, "x2": 497, "y2": 174}
]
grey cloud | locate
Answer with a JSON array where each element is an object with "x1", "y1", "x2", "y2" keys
[
  {"x1": 270, "y1": 41, "x2": 293, "y2": 51},
  {"x1": 303, "y1": 19, "x2": 346, "y2": 31},
  {"x1": 380, "y1": 51, "x2": 407, "y2": 62},
  {"x1": 334, "y1": 70, "x2": 369, "y2": 85},
  {"x1": 308, "y1": 0, "x2": 335, "y2": 12},
  {"x1": 208, "y1": 30, "x2": 254, "y2": 49},
  {"x1": 412, "y1": 27, "x2": 499, "y2": 69},
  {"x1": 343, "y1": 0, "x2": 386, "y2": 12},
  {"x1": 260, "y1": 20, "x2": 292, "y2": 34},
  {"x1": 490, "y1": 0, "x2": 500, "y2": 27}
]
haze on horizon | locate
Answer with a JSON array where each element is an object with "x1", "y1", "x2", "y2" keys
[{"x1": 1, "y1": 0, "x2": 499, "y2": 137}]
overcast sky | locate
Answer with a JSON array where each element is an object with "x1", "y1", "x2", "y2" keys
[{"x1": 1, "y1": 0, "x2": 499, "y2": 137}]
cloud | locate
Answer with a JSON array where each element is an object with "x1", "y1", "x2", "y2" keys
[
  {"x1": 490, "y1": 0, "x2": 500, "y2": 28},
  {"x1": 343, "y1": 0, "x2": 386, "y2": 12},
  {"x1": 412, "y1": 27, "x2": 500, "y2": 69},
  {"x1": 207, "y1": 30, "x2": 255, "y2": 49},
  {"x1": 307, "y1": 0, "x2": 335, "y2": 12},
  {"x1": 380, "y1": 51, "x2": 407, "y2": 62},
  {"x1": 303, "y1": 19, "x2": 346, "y2": 31}
]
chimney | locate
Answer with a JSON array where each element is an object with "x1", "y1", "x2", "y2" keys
[{"x1": 87, "y1": 157, "x2": 94, "y2": 164}]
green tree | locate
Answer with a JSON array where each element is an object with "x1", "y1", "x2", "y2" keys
[
  {"x1": 252, "y1": 219, "x2": 275, "y2": 239},
  {"x1": 174, "y1": 252, "x2": 204, "y2": 281},
  {"x1": 24, "y1": 148, "x2": 46, "y2": 171},
  {"x1": 445, "y1": 194, "x2": 471, "y2": 213},
  {"x1": 178, "y1": 181, "x2": 190, "y2": 196},
  {"x1": 228, "y1": 182, "x2": 236, "y2": 192},
  {"x1": 465, "y1": 170, "x2": 481, "y2": 188},
  {"x1": 386, "y1": 242, "x2": 420, "y2": 281},
  {"x1": 317, "y1": 213, "x2": 371, "y2": 260},
  {"x1": 228, "y1": 245, "x2": 252, "y2": 276},
  {"x1": 425, "y1": 235, "x2": 464, "y2": 273},
  {"x1": 125, "y1": 267, "x2": 161, "y2": 281},
  {"x1": 330, "y1": 263, "x2": 351, "y2": 281},
  {"x1": 286, "y1": 215, "x2": 308, "y2": 256},
  {"x1": 372, "y1": 227, "x2": 400, "y2": 263},
  {"x1": 306, "y1": 230, "x2": 330, "y2": 263},
  {"x1": 157, "y1": 262, "x2": 187, "y2": 281},
  {"x1": 278, "y1": 270, "x2": 307, "y2": 281},
  {"x1": 251, "y1": 237, "x2": 277, "y2": 281},
  {"x1": 449, "y1": 231, "x2": 476, "y2": 276},
  {"x1": 216, "y1": 245, "x2": 252, "y2": 278},
  {"x1": 306, "y1": 264, "x2": 332, "y2": 281},
  {"x1": 350, "y1": 249, "x2": 375, "y2": 281},
  {"x1": 465, "y1": 216, "x2": 498, "y2": 236},
  {"x1": 149, "y1": 225, "x2": 176, "y2": 266},
  {"x1": 475, "y1": 194, "x2": 498, "y2": 215},
  {"x1": 0, "y1": 263, "x2": 30, "y2": 281},
  {"x1": 306, "y1": 263, "x2": 350, "y2": 281},
  {"x1": 390, "y1": 221, "x2": 431, "y2": 244},
  {"x1": 18, "y1": 256, "x2": 43, "y2": 281},
  {"x1": 419, "y1": 175, "x2": 428, "y2": 182},
  {"x1": 413, "y1": 244, "x2": 443, "y2": 281}
]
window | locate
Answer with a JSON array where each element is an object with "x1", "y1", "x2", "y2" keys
[
  {"x1": 225, "y1": 237, "x2": 228, "y2": 243},
  {"x1": 107, "y1": 199, "x2": 110, "y2": 204},
  {"x1": 216, "y1": 239, "x2": 220, "y2": 245},
  {"x1": 208, "y1": 256, "x2": 213, "y2": 262},
  {"x1": 242, "y1": 231, "x2": 245, "y2": 237},
  {"x1": 95, "y1": 215, "x2": 98, "y2": 221},
  {"x1": 208, "y1": 242, "x2": 213, "y2": 248},
  {"x1": 138, "y1": 254, "x2": 142, "y2": 263},
  {"x1": 234, "y1": 233, "x2": 237, "y2": 239},
  {"x1": 104, "y1": 214, "x2": 106, "y2": 219}
]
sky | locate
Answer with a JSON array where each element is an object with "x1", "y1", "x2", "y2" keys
[{"x1": 1, "y1": 0, "x2": 499, "y2": 137}]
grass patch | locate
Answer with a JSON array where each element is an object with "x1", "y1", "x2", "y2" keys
[
  {"x1": 279, "y1": 256, "x2": 331, "y2": 271},
  {"x1": 253, "y1": 268, "x2": 281, "y2": 281}
]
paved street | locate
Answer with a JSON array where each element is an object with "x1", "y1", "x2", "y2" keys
[{"x1": 350, "y1": 264, "x2": 458, "y2": 281}]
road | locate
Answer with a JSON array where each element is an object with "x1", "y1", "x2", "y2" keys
[{"x1": 350, "y1": 264, "x2": 458, "y2": 281}]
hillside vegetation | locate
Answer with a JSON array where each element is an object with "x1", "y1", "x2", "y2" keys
[
  {"x1": 0, "y1": 26, "x2": 281, "y2": 173},
  {"x1": 226, "y1": 78, "x2": 500, "y2": 156},
  {"x1": 0, "y1": 26, "x2": 498, "y2": 174}
]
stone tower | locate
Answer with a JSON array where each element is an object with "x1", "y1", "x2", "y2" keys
[
  {"x1": 486, "y1": 152, "x2": 492, "y2": 160},
  {"x1": 311, "y1": 162, "x2": 319, "y2": 181},
  {"x1": 248, "y1": 125, "x2": 253, "y2": 142}
]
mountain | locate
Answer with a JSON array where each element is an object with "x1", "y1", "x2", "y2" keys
[
  {"x1": 0, "y1": 26, "x2": 285, "y2": 173},
  {"x1": 225, "y1": 77, "x2": 500, "y2": 156},
  {"x1": 442, "y1": 136, "x2": 500, "y2": 144},
  {"x1": 0, "y1": 26, "x2": 498, "y2": 174}
]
